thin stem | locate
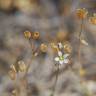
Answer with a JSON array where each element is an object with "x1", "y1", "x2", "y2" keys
[
  {"x1": 78, "y1": 19, "x2": 84, "y2": 65},
  {"x1": 24, "y1": 39, "x2": 35, "y2": 77},
  {"x1": 29, "y1": 38, "x2": 35, "y2": 55},
  {"x1": 27, "y1": 39, "x2": 34, "y2": 71},
  {"x1": 51, "y1": 64, "x2": 59, "y2": 96}
]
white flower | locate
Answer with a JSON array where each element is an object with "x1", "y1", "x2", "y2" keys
[
  {"x1": 54, "y1": 51, "x2": 69, "y2": 65},
  {"x1": 58, "y1": 42, "x2": 63, "y2": 49}
]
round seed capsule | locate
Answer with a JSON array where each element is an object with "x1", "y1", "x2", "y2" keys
[
  {"x1": 24, "y1": 31, "x2": 31, "y2": 39},
  {"x1": 18, "y1": 61, "x2": 27, "y2": 72},
  {"x1": 32, "y1": 32, "x2": 40, "y2": 40},
  {"x1": 40, "y1": 43, "x2": 47, "y2": 52}
]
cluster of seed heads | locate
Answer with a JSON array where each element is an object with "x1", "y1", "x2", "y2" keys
[{"x1": 8, "y1": 8, "x2": 95, "y2": 96}]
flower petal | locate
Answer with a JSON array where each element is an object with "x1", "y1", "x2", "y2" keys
[
  {"x1": 54, "y1": 57, "x2": 59, "y2": 61},
  {"x1": 59, "y1": 60, "x2": 64, "y2": 65},
  {"x1": 63, "y1": 59, "x2": 69, "y2": 64},
  {"x1": 58, "y1": 42, "x2": 63, "y2": 49},
  {"x1": 64, "y1": 54, "x2": 70, "y2": 59},
  {"x1": 58, "y1": 51, "x2": 62, "y2": 56}
]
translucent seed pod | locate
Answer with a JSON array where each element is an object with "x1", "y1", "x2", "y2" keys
[
  {"x1": 40, "y1": 43, "x2": 47, "y2": 53},
  {"x1": 18, "y1": 61, "x2": 27, "y2": 72},
  {"x1": 32, "y1": 32, "x2": 40, "y2": 40},
  {"x1": 76, "y1": 8, "x2": 88, "y2": 19},
  {"x1": 24, "y1": 31, "x2": 31, "y2": 39},
  {"x1": 89, "y1": 13, "x2": 96, "y2": 25},
  {"x1": 8, "y1": 69, "x2": 16, "y2": 80}
]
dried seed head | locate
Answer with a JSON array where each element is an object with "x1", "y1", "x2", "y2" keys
[
  {"x1": 89, "y1": 13, "x2": 96, "y2": 25},
  {"x1": 50, "y1": 43, "x2": 59, "y2": 52},
  {"x1": 8, "y1": 69, "x2": 16, "y2": 80},
  {"x1": 32, "y1": 32, "x2": 40, "y2": 40},
  {"x1": 64, "y1": 42, "x2": 72, "y2": 53},
  {"x1": 18, "y1": 61, "x2": 27, "y2": 72},
  {"x1": 40, "y1": 43, "x2": 47, "y2": 52},
  {"x1": 24, "y1": 31, "x2": 31, "y2": 39},
  {"x1": 76, "y1": 8, "x2": 88, "y2": 19}
]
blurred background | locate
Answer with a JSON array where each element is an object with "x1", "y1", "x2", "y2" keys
[{"x1": 0, "y1": 0, "x2": 96, "y2": 96}]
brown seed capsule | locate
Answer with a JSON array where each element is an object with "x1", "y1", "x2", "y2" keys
[
  {"x1": 40, "y1": 43, "x2": 47, "y2": 52},
  {"x1": 24, "y1": 31, "x2": 31, "y2": 39},
  {"x1": 18, "y1": 61, "x2": 27, "y2": 72},
  {"x1": 32, "y1": 32, "x2": 40, "y2": 40},
  {"x1": 76, "y1": 8, "x2": 88, "y2": 19},
  {"x1": 89, "y1": 13, "x2": 96, "y2": 25},
  {"x1": 8, "y1": 69, "x2": 16, "y2": 80}
]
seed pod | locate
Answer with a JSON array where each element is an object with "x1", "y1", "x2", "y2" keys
[
  {"x1": 8, "y1": 69, "x2": 16, "y2": 80},
  {"x1": 10, "y1": 64, "x2": 17, "y2": 73},
  {"x1": 24, "y1": 31, "x2": 31, "y2": 39},
  {"x1": 18, "y1": 61, "x2": 27, "y2": 72},
  {"x1": 76, "y1": 8, "x2": 88, "y2": 19},
  {"x1": 40, "y1": 43, "x2": 47, "y2": 52},
  {"x1": 89, "y1": 13, "x2": 96, "y2": 25},
  {"x1": 32, "y1": 32, "x2": 40, "y2": 40}
]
